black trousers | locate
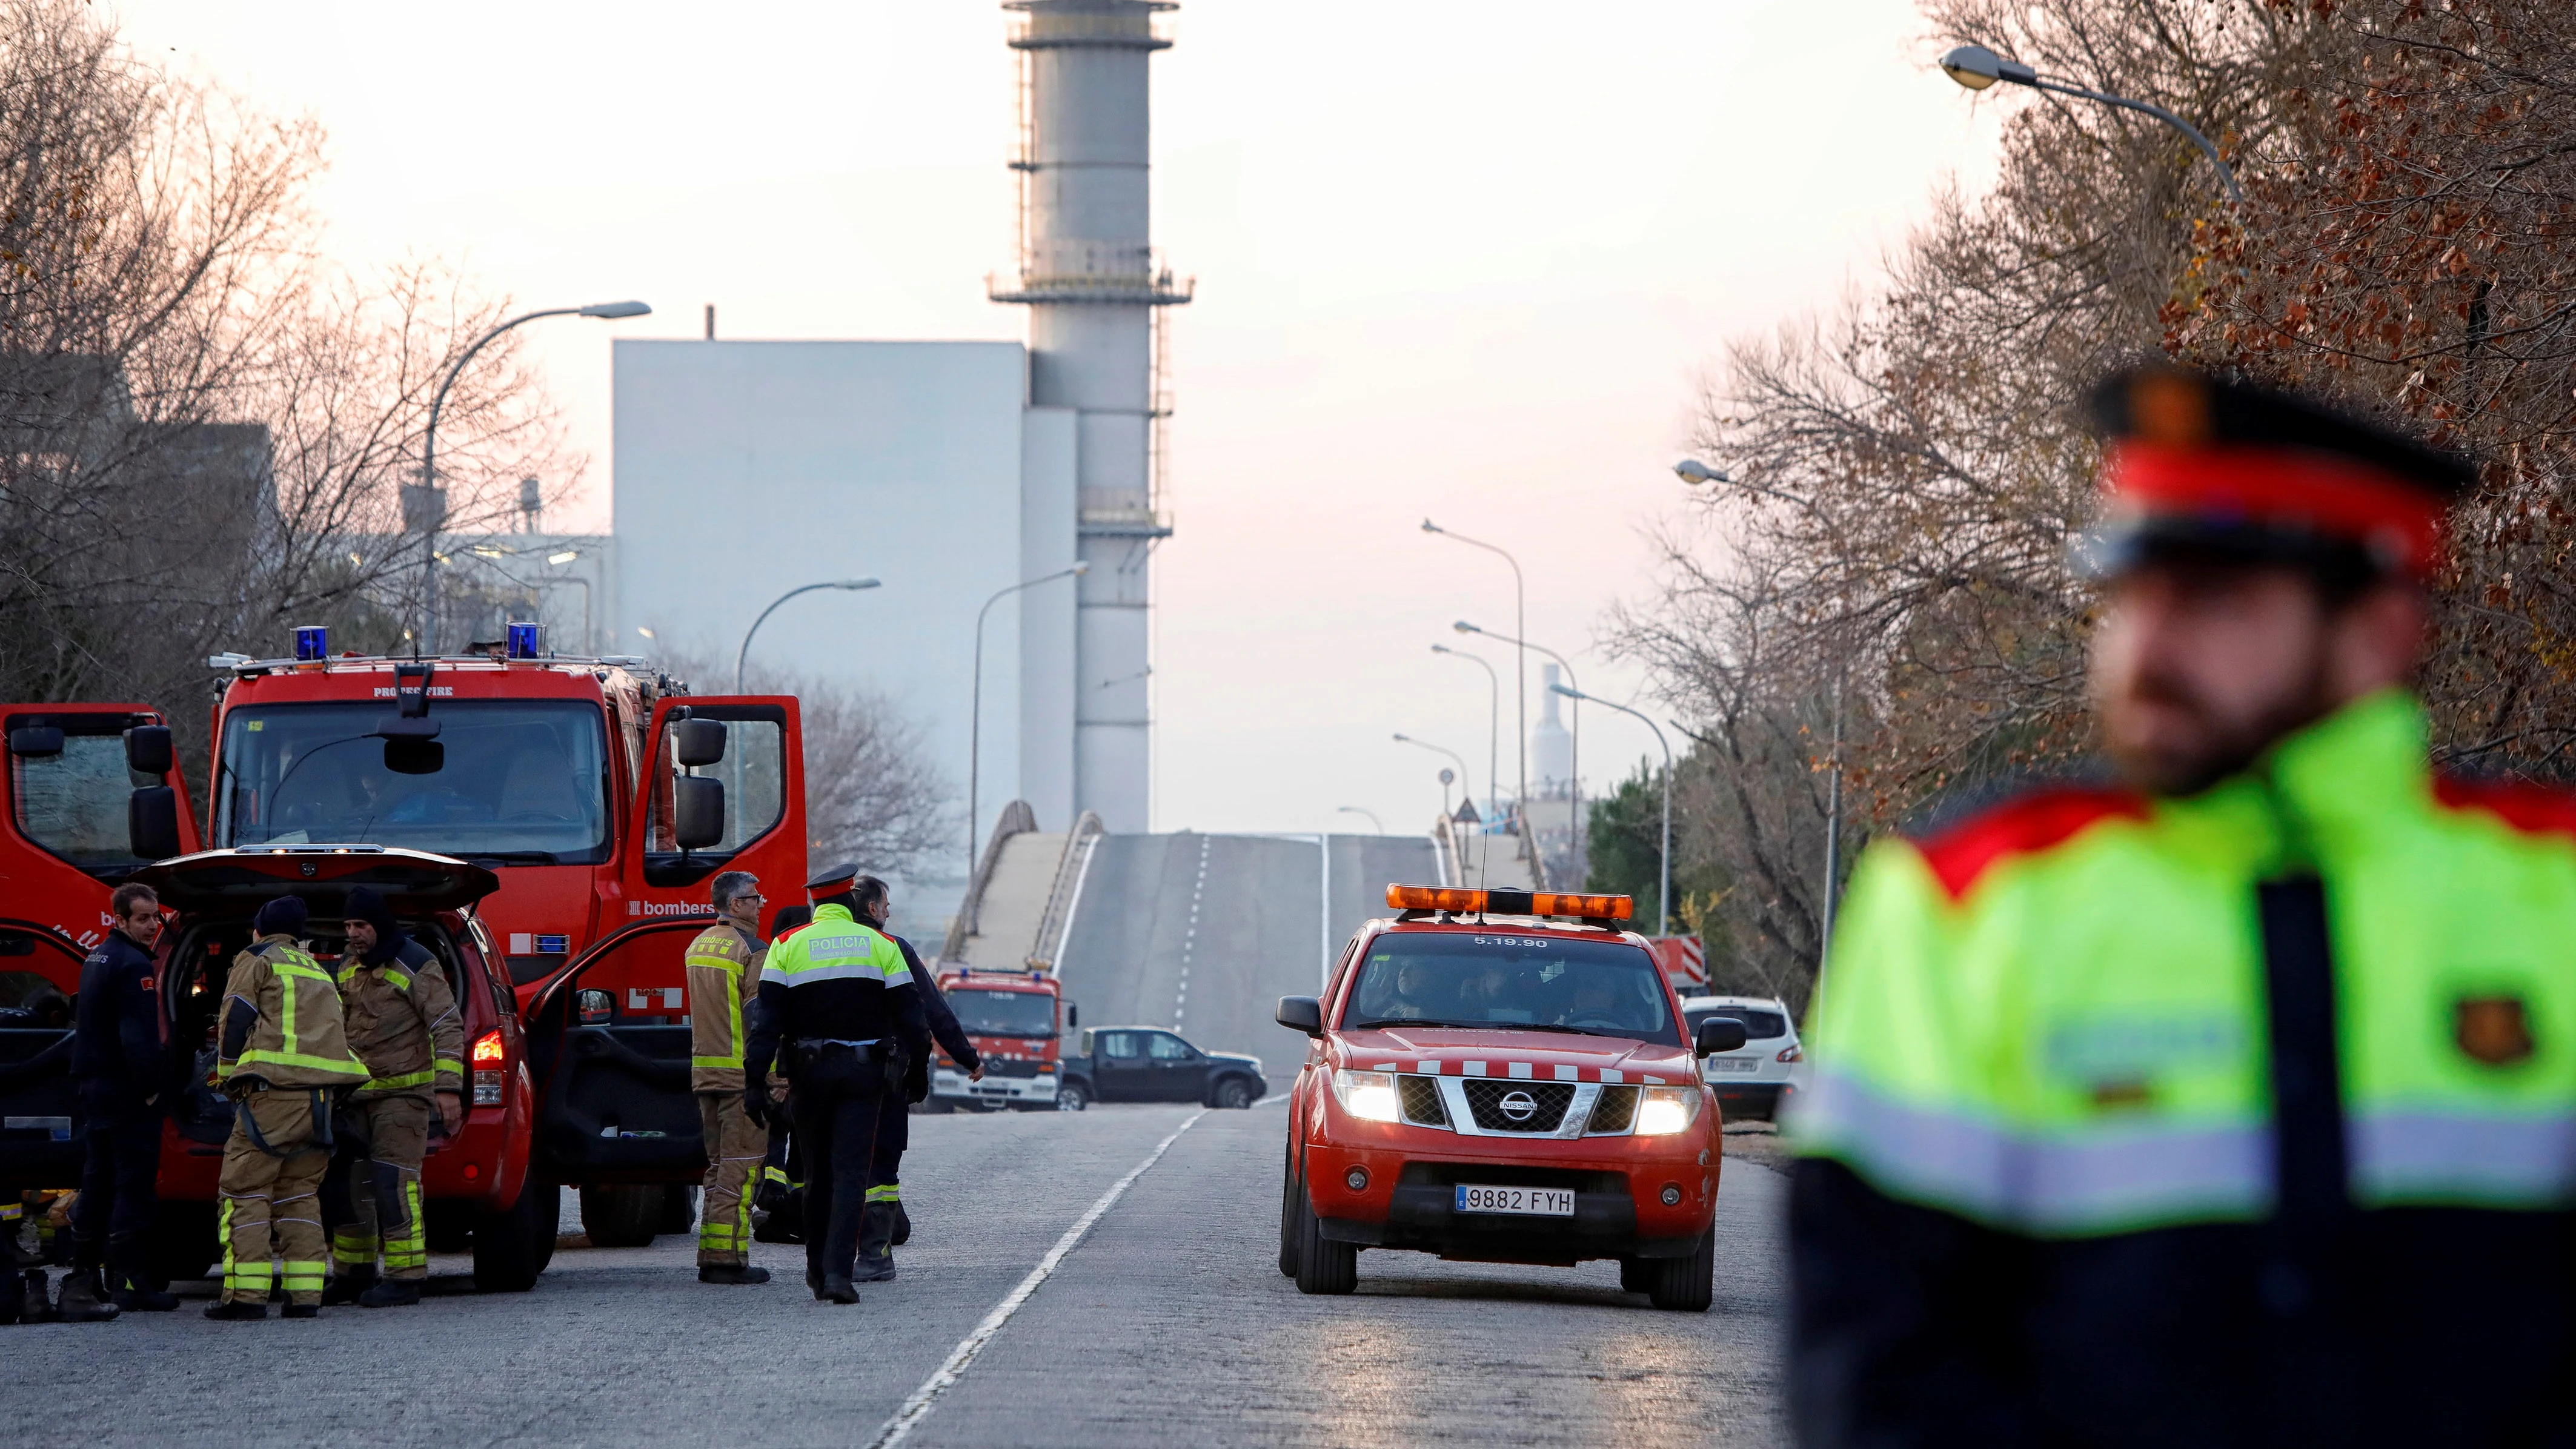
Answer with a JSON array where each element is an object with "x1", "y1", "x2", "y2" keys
[
  {"x1": 789, "y1": 1050, "x2": 889, "y2": 1282},
  {"x1": 868, "y1": 1089, "x2": 907, "y2": 1195},
  {"x1": 71, "y1": 1083, "x2": 161, "y2": 1275}
]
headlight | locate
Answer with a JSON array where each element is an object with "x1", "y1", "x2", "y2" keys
[
  {"x1": 1635, "y1": 1085, "x2": 1703, "y2": 1135},
  {"x1": 1330, "y1": 1069, "x2": 1401, "y2": 1123}
]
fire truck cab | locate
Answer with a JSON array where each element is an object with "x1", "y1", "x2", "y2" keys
[{"x1": 930, "y1": 968, "x2": 1073, "y2": 1111}]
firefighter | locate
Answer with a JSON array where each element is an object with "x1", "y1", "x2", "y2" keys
[
  {"x1": 1788, "y1": 364, "x2": 2576, "y2": 1444},
  {"x1": 751, "y1": 903, "x2": 812, "y2": 1242},
  {"x1": 742, "y1": 864, "x2": 929, "y2": 1304},
  {"x1": 61, "y1": 882, "x2": 173, "y2": 1320},
  {"x1": 685, "y1": 869, "x2": 771, "y2": 1285},
  {"x1": 208, "y1": 895, "x2": 365, "y2": 1320},
  {"x1": 320, "y1": 886, "x2": 463, "y2": 1308},
  {"x1": 849, "y1": 875, "x2": 981, "y2": 1281}
]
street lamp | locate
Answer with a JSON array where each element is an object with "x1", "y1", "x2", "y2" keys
[
  {"x1": 969, "y1": 563, "x2": 1090, "y2": 878},
  {"x1": 736, "y1": 579, "x2": 882, "y2": 692},
  {"x1": 1673, "y1": 458, "x2": 1827, "y2": 517},
  {"x1": 1937, "y1": 43, "x2": 2244, "y2": 202},
  {"x1": 1429, "y1": 643, "x2": 1500, "y2": 823},
  {"x1": 417, "y1": 300, "x2": 651, "y2": 653},
  {"x1": 1456, "y1": 620, "x2": 1583, "y2": 879},
  {"x1": 1392, "y1": 734, "x2": 1473, "y2": 811},
  {"x1": 1335, "y1": 806, "x2": 1385, "y2": 834},
  {"x1": 1422, "y1": 520, "x2": 1527, "y2": 823},
  {"x1": 1396, "y1": 732, "x2": 1481, "y2": 887},
  {"x1": 1551, "y1": 684, "x2": 1672, "y2": 937}
]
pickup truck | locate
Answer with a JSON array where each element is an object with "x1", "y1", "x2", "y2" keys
[{"x1": 1060, "y1": 1025, "x2": 1264, "y2": 1110}]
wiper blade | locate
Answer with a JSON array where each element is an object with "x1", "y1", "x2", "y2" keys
[{"x1": 463, "y1": 850, "x2": 559, "y2": 866}]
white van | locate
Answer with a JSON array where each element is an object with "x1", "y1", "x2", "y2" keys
[{"x1": 1681, "y1": 995, "x2": 1805, "y2": 1121}]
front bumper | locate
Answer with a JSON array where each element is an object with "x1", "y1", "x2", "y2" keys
[
  {"x1": 932, "y1": 1067, "x2": 1060, "y2": 1106},
  {"x1": 1305, "y1": 1138, "x2": 1717, "y2": 1265}
]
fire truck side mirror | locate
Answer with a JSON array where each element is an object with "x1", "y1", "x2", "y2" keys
[
  {"x1": 672, "y1": 718, "x2": 728, "y2": 769},
  {"x1": 1065, "y1": 1002, "x2": 1078, "y2": 1029},
  {"x1": 672, "y1": 776, "x2": 725, "y2": 852},
  {"x1": 128, "y1": 786, "x2": 181, "y2": 862},
  {"x1": 124, "y1": 724, "x2": 173, "y2": 777}
]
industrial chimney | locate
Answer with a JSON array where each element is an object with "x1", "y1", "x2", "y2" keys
[{"x1": 992, "y1": 0, "x2": 1190, "y2": 834}]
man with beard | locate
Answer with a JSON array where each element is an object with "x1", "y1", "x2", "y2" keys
[{"x1": 1789, "y1": 365, "x2": 2576, "y2": 1445}]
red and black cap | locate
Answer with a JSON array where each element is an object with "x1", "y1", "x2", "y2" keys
[
  {"x1": 805, "y1": 863, "x2": 860, "y2": 897},
  {"x1": 2077, "y1": 364, "x2": 2477, "y2": 582}
]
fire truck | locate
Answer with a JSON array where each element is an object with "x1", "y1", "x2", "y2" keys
[
  {"x1": 929, "y1": 967, "x2": 1076, "y2": 1110},
  {"x1": 0, "y1": 625, "x2": 810, "y2": 1273}
]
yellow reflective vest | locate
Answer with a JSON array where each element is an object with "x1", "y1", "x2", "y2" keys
[
  {"x1": 219, "y1": 934, "x2": 367, "y2": 1091},
  {"x1": 686, "y1": 920, "x2": 763, "y2": 1093}
]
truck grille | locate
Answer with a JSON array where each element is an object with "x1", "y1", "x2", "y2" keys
[
  {"x1": 971, "y1": 1057, "x2": 1049, "y2": 1079},
  {"x1": 1586, "y1": 1085, "x2": 1638, "y2": 1134},
  {"x1": 1398, "y1": 1075, "x2": 1449, "y2": 1127},
  {"x1": 1462, "y1": 1079, "x2": 1575, "y2": 1133}
]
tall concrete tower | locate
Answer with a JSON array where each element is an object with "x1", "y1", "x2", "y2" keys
[{"x1": 993, "y1": 0, "x2": 1190, "y2": 833}]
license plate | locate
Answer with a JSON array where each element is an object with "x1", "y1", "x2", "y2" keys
[
  {"x1": 1706, "y1": 1056, "x2": 1763, "y2": 1075},
  {"x1": 1453, "y1": 1184, "x2": 1575, "y2": 1216}
]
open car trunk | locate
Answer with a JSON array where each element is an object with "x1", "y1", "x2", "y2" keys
[{"x1": 523, "y1": 918, "x2": 711, "y2": 1187}]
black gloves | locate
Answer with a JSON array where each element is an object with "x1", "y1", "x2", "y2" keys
[{"x1": 743, "y1": 1080, "x2": 770, "y2": 1129}]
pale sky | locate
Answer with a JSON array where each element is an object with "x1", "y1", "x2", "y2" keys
[{"x1": 118, "y1": 0, "x2": 2001, "y2": 839}]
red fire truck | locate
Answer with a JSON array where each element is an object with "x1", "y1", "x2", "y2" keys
[{"x1": 929, "y1": 967, "x2": 1075, "y2": 1110}]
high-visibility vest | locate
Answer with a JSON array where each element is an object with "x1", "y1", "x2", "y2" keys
[
  {"x1": 686, "y1": 921, "x2": 761, "y2": 1091},
  {"x1": 1793, "y1": 688, "x2": 2576, "y2": 1235}
]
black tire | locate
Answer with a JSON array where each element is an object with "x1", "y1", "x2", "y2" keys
[
  {"x1": 580, "y1": 1184, "x2": 662, "y2": 1248},
  {"x1": 1212, "y1": 1076, "x2": 1256, "y2": 1111},
  {"x1": 659, "y1": 1184, "x2": 698, "y2": 1235},
  {"x1": 1056, "y1": 1079, "x2": 1091, "y2": 1112},
  {"x1": 1618, "y1": 1256, "x2": 1653, "y2": 1294},
  {"x1": 1291, "y1": 1174, "x2": 1356, "y2": 1295},
  {"x1": 1278, "y1": 1148, "x2": 1301, "y2": 1278},
  {"x1": 1645, "y1": 1228, "x2": 1715, "y2": 1312},
  {"x1": 473, "y1": 1176, "x2": 555, "y2": 1293}
]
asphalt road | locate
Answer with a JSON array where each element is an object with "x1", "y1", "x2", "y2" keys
[{"x1": 1, "y1": 1102, "x2": 1787, "y2": 1447}]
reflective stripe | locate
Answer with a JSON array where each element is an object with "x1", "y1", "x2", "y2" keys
[
  {"x1": 363, "y1": 1069, "x2": 437, "y2": 1092},
  {"x1": 2349, "y1": 1110, "x2": 2576, "y2": 1207},
  {"x1": 768, "y1": 960, "x2": 900, "y2": 986},
  {"x1": 237, "y1": 1047, "x2": 368, "y2": 1076},
  {"x1": 686, "y1": 953, "x2": 743, "y2": 973},
  {"x1": 693, "y1": 1055, "x2": 743, "y2": 1070},
  {"x1": 384, "y1": 967, "x2": 411, "y2": 991},
  {"x1": 865, "y1": 1184, "x2": 901, "y2": 1203},
  {"x1": 1790, "y1": 1067, "x2": 2274, "y2": 1235},
  {"x1": 432, "y1": 1058, "x2": 462, "y2": 1077}
]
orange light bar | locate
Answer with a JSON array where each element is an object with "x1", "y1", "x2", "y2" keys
[{"x1": 1385, "y1": 884, "x2": 1634, "y2": 920}]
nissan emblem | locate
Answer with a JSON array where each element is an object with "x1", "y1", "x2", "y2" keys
[{"x1": 1499, "y1": 1090, "x2": 1537, "y2": 1122}]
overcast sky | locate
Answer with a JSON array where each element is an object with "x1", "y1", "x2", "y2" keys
[{"x1": 118, "y1": 0, "x2": 2002, "y2": 838}]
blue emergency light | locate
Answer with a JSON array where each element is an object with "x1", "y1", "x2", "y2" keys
[
  {"x1": 293, "y1": 625, "x2": 328, "y2": 662},
  {"x1": 505, "y1": 621, "x2": 543, "y2": 659}
]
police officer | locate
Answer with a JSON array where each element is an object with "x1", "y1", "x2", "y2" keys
[
  {"x1": 321, "y1": 886, "x2": 463, "y2": 1308},
  {"x1": 61, "y1": 882, "x2": 172, "y2": 1320},
  {"x1": 742, "y1": 864, "x2": 929, "y2": 1304},
  {"x1": 685, "y1": 870, "x2": 770, "y2": 1285},
  {"x1": 208, "y1": 895, "x2": 366, "y2": 1320},
  {"x1": 1789, "y1": 365, "x2": 2576, "y2": 1444},
  {"x1": 848, "y1": 875, "x2": 981, "y2": 1281}
]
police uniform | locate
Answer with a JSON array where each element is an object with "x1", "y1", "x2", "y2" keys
[
  {"x1": 1787, "y1": 368, "x2": 2576, "y2": 1444},
  {"x1": 210, "y1": 898, "x2": 367, "y2": 1319},
  {"x1": 685, "y1": 913, "x2": 767, "y2": 1278},
  {"x1": 742, "y1": 866, "x2": 929, "y2": 1302},
  {"x1": 856, "y1": 929, "x2": 980, "y2": 1281},
  {"x1": 325, "y1": 887, "x2": 463, "y2": 1307},
  {"x1": 65, "y1": 920, "x2": 167, "y2": 1318}
]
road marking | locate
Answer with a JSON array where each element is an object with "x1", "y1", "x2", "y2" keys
[
  {"x1": 868, "y1": 1109, "x2": 1210, "y2": 1448},
  {"x1": 1174, "y1": 834, "x2": 1210, "y2": 1030}
]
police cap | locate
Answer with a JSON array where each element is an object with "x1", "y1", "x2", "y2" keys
[
  {"x1": 2077, "y1": 363, "x2": 2477, "y2": 582},
  {"x1": 805, "y1": 863, "x2": 860, "y2": 896}
]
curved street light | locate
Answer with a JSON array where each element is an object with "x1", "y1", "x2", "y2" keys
[
  {"x1": 1552, "y1": 683, "x2": 1673, "y2": 937},
  {"x1": 969, "y1": 563, "x2": 1090, "y2": 878},
  {"x1": 1937, "y1": 43, "x2": 2243, "y2": 203},
  {"x1": 1392, "y1": 733, "x2": 1473, "y2": 814},
  {"x1": 1422, "y1": 519, "x2": 1527, "y2": 820},
  {"x1": 735, "y1": 579, "x2": 882, "y2": 692},
  {"x1": 417, "y1": 300, "x2": 651, "y2": 653},
  {"x1": 1335, "y1": 806, "x2": 1385, "y2": 834},
  {"x1": 1429, "y1": 643, "x2": 1501, "y2": 823}
]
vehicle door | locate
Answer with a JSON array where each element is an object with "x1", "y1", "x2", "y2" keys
[
  {"x1": 617, "y1": 697, "x2": 803, "y2": 926},
  {"x1": 1092, "y1": 1030, "x2": 1152, "y2": 1102},
  {"x1": 521, "y1": 918, "x2": 712, "y2": 1188},
  {"x1": 0, "y1": 918, "x2": 113, "y2": 1193},
  {"x1": 1147, "y1": 1030, "x2": 1213, "y2": 1102},
  {"x1": 2, "y1": 705, "x2": 201, "y2": 949}
]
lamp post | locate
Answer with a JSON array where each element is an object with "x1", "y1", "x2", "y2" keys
[
  {"x1": 735, "y1": 579, "x2": 882, "y2": 693},
  {"x1": 1397, "y1": 732, "x2": 1481, "y2": 886},
  {"x1": 417, "y1": 300, "x2": 650, "y2": 654},
  {"x1": 1551, "y1": 684, "x2": 1672, "y2": 937},
  {"x1": 1422, "y1": 519, "x2": 1527, "y2": 823},
  {"x1": 969, "y1": 563, "x2": 1090, "y2": 878},
  {"x1": 1335, "y1": 806, "x2": 1385, "y2": 834},
  {"x1": 1392, "y1": 734, "x2": 1473, "y2": 812},
  {"x1": 1456, "y1": 620, "x2": 1584, "y2": 880},
  {"x1": 1429, "y1": 643, "x2": 1500, "y2": 822},
  {"x1": 1937, "y1": 43, "x2": 2244, "y2": 202}
]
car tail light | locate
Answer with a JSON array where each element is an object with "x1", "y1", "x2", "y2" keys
[
  {"x1": 471, "y1": 1029, "x2": 505, "y2": 1106},
  {"x1": 1776, "y1": 1044, "x2": 1803, "y2": 1064}
]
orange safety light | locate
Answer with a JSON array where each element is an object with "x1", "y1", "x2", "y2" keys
[
  {"x1": 471, "y1": 1029, "x2": 506, "y2": 1066},
  {"x1": 1384, "y1": 884, "x2": 1634, "y2": 921}
]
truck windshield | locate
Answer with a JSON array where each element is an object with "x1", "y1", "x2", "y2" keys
[
  {"x1": 1343, "y1": 932, "x2": 1683, "y2": 1046},
  {"x1": 214, "y1": 700, "x2": 611, "y2": 864},
  {"x1": 946, "y1": 988, "x2": 1057, "y2": 1038}
]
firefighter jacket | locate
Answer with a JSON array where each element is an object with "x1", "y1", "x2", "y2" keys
[
  {"x1": 742, "y1": 904, "x2": 929, "y2": 1084},
  {"x1": 335, "y1": 939, "x2": 463, "y2": 1102},
  {"x1": 71, "y1": 930, "x2": 164, "y2": 1098},
  {"x1": 1787, "y1": 689, "x2": 2576, "y2": 1446},
  {"x1": 686, "y1": 920, "x2": 763, "y2": 1093},
  {"x1": 217, "y1": 933, "x2": 367, "y2": 1092}
]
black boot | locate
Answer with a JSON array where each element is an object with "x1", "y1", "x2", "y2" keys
[
  {"x1": 321, "y1": 1265, "x2": 376, "y2": 1306},
  {"x1": 891, "y1": 1202, "x2": 911, "y2": 1247},
  {"x1": 55, "y1": 1265, "x2": 119, "y2": 1322},
  {"x1": 109, "y1": 1237, "x2": 178, "y2": 1312},
  {"x1": 19, "y1": 1269, "x2": 55, "y2": 1323},
  {"x1": 699, "y1": 1264, "x2": 771, "y2": 1285},
  {"x1": 204, "y1": 1298, "x2": 267, "y2": 1321},
  {"x1": 358, "y1": 1277, "x2": 422, "y2": 1308},
  {"x1": 820, "y1": 1273, "x2": 858, "y2": 1305},
  {"x1": 854, "y1": 1204, "x2": 897, "y2": 1283}
]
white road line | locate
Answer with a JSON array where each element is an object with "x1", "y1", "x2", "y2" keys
[{"x1": 867, "y1": 1109, "x2": 1211, "y2": 1448}]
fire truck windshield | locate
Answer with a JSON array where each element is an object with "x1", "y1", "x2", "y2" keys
[
  {"x1": 946, "y1": 987, "x2": 1058, "y2": 1038},
  {"x1": 214, "y1": 699, "x2": 612, "y2": 864}
]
